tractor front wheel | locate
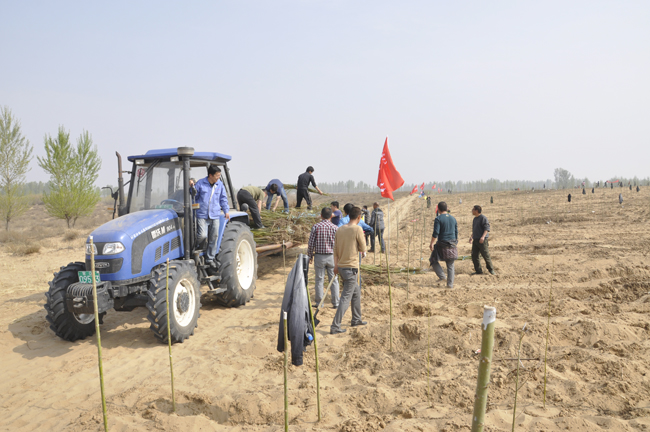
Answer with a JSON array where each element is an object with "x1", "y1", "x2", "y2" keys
[
  {"x1": 146, "y1": 260, "x2": 201, "y2": 343},
  {"x1": 44, "y1": 262, "x2": 97, "y2": 342}
]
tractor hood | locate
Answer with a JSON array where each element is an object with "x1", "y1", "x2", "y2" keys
[
  {"x1": 89, "y1": 209, "x2": 178, "y2": 244},
  {"x1": 86, "y1": 209, "x2": 184, "y2": 281}
]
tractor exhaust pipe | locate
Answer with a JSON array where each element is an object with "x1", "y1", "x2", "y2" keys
[
  {"x1": 115, "y1": 152, "x2": 125, "y2": 215},
  {"x1": 178, "y1": 147, "x2": 195, "y2": 261}
]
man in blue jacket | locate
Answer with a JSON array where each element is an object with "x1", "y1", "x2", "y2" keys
[
  {"x1": 338, "y1": 203, "x2": 374, "y2": 237},
  {"x1": 195, "y1": 165, "x2": 230, "y2": 267},
  {"x1": 264, "y1": 179, "x2": 289, "y2": 212}
]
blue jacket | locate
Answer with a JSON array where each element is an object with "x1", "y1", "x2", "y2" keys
[
  {"x1": 195, "y1": 177, "x2": 230, "y2": 219},
  {"x1": 265, "y1": 179, "x2": 285, "y2": 196},
  {"x1": 338, "y1": 215, "x2": 374, "y2": 234}
]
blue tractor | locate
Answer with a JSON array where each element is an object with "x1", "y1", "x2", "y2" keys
[{"x1": 44, "y1": 147, "x2": 258, "y2": 343}]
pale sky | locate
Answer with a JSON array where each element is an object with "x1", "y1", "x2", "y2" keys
[{"x1": 2, "y1": 1, "x2": 649, "y2": 189}]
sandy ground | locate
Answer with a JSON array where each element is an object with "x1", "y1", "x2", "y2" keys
[{"x1": 1, "y1": 188, "x2": 650, "y2": 431}]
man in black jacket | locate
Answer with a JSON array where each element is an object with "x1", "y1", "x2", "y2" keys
[
  {"x1": 368, "y1": 202, "x2": 385, "y2": 253},
  {"x1": 469, "y1": 205, "x2": 495, "y2": 275},
  {"x1": 296, "y1": 166, "x2": 323, "y2": 210}
]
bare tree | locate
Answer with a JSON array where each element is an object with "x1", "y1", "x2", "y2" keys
[{"x1": 0, "y1": 107, "x2": 33, "y2": 230}]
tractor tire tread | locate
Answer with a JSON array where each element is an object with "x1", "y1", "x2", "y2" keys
[
  {"x1": 43, "y1": 262, "x2": 96, "y2": 342},
  {"x1": 146, "y1": 260, "x2": 201, "y2": 344}
]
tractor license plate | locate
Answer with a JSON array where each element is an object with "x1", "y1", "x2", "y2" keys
[{"x1": 78, "y1": 271, "x2": 101, "y2": 284}]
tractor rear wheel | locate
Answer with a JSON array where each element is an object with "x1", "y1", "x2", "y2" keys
[
  {"x1": 44, "y1": 262, "x2": 97, "y2": 342},
  {"x1": 214, "y1": 222, "x2": 258, "y2": 307},
  {"x1": 146, "y1": 260, "x2": 201, "y2": 343}
]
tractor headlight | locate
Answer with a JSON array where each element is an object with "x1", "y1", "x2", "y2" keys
[
  {"x1": 85, "y1": 243, "x2": 98, "y2": 255},
  {"x1": 102, "y1": 242, "x2": 125, "y2": 255}
]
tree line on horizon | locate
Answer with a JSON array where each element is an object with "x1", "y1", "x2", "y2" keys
[
  {"x1": 317, "y1": 170, "x2": 650, "y2": 195},
  {"x1": 2, "y1": 106, "x2": 648, "y2": 231}
]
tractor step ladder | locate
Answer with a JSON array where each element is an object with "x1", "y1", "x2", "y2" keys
[
  {"x1": 207, "y1": 287, "x2": 227, "y2": 295},
  {"x1": 193, "y1": 251, "x2": 225, "y2": 294}
]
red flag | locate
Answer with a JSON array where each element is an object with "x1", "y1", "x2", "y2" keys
[
  {"x1": 432, "y1": 184, "x2": 436, "y2": 190},
  {"x1": 377, "y1": 137, "x2": 404, "y2": 200},
  {"x1": 420, "y1": 182, "x2": 425, "y2": 191},
  {"x1": 410, "y1": 185, "x2": 418, "y2": 195}
]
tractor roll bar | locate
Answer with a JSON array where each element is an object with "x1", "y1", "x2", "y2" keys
[
  {"x1": 178, "y1": 147, "x2": 195, "y2": 260},
  {"x1": 116, "y1": 152, "x2": 126, "y2": 216},
  {"x1": 224, "y1": 164, "x2": 238, "y2": 211}
]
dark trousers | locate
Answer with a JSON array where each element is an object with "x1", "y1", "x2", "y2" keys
[
  {"x1": 370, "y1": 228, "x2": 385, "y2": 252},
  {"x1": 295, "y1": 189, "x2": 312, "y2": 208},
  {"x1": 237, "y1": 189, "x2": 263, "y2": 228},
  {"x1": 471, "y1": 238, "x2": 493, "y2": 273}
]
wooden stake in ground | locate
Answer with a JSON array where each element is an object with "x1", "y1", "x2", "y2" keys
[
  {"x1": 512, "y1": 324, "x2": 527, "y2": 431},
  {"x1": 426, "y1": 279, "x2": 431, "y2": 406},
  {"x1": 406, "y1": 218, "x2": 412, "y2": 299},
  {"x1": 89, "y1": 236, "x2": 109, "y2": 432},
  {"x1": 282, "y1": 241, "x2": 287, "y2": 280},
  {"x1": 420, "y1": 201, "x2": 426, "y2": 269},
  {"x1": 471, "y1": 306, "x2": 497, "y2": 432},
  {"x1": 165, "y1": 258, "x2": 176, "y2": 413},
  {"x1": 378, "y1": 214, "x2": 383, "y2": 275},
  {"x1": 395, "y1": 205, "x2": 399, "y2": 267},
  {"x1": 283, "y1": 311, "x2": 289, "y2": 432},
  {"x1": 543, "y1": 257, "x2": 555, "y2": 408},
  {"x1": 408, "y1": 216, "x2": 418, "y2": 298},
  {"x1": 304, "y1": 271, "x2": 322, "y2": 422}
]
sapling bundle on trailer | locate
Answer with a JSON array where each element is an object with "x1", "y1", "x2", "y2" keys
[{"x1": 252, "y1": 206, "x2": 325, "y2": 246}]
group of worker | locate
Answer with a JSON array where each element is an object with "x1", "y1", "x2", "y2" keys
[
  {"x1": 306, "y1": 198, "x2": 495, "y2": 335},
  {"x1": 306, "y1": 202, "x2": 384, "y2": 334},
  {"x1": 188, "y1": 165, "x2": 325, "y2": 268},
  {"x1": 235, "y1": 166, "x2": 326, "y2": 230},
  {"x1": 568, "y1": 184, "x2": 641, "y2": 205}
]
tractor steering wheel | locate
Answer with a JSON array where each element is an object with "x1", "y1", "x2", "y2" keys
[{"x1": 160, "y1": 199, "x2": 184, "y2": 213}]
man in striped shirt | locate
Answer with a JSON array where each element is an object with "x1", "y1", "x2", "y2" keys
[{"x1": 308, "y1": 207, "x2": 340, "y2": 309}]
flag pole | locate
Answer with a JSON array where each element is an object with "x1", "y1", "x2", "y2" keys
[
  {"x1": 376, "y1": 135, "x2": 402, "y2": 353},
  {"x1": 387, "y1": 198, "x2": 393, "y2": 352},
  {"x1": 387, "y1": 199, "x2": 390, "y2": 270}
]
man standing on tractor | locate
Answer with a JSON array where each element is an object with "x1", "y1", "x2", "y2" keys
[
  {"x1": 296, "y1": 166, "x2": 323, "y2": 210},
  {"x1": 195, "y1": 165, "x2": 230, "y2": 267}
]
